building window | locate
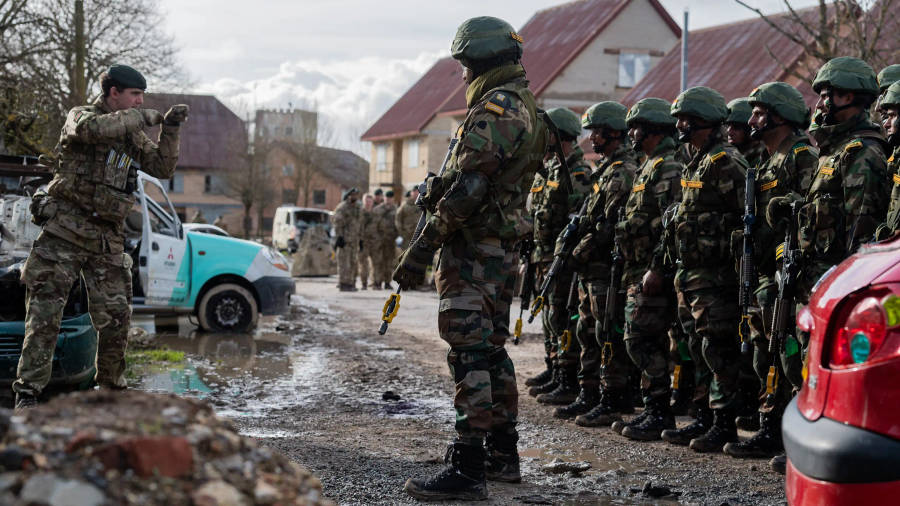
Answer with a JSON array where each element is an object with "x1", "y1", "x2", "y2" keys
[
  {"x1": 285, "y1": 126, "x2": 293, "y2": 136},
  {"x1": 282, "y1": 188, "x2": 295, "y2": 204},
  {"x1": 313, "y1": 190, "x2": 326, "y2": 205},
  {"x1": 408, "y1": 139, "x2": 419, "y2": 168},
  {"x1": 283, "y1": 163, "x2": 294, "y2": 176},
  {"x1": 204, "y1": 175, "x2": 212, "y2": 193},
  {"x1": 618, "y1": 52, "x2": 650, "y2": 88},
  {"x1": 167, "y1": 174, "x2": 184, "y2": 193},
  {"x1": 376, "y1": 143, "x2": 387, "y2": 172},
  {"x1": 204, "y1": 174, "x2": 224, "y2": 194}
]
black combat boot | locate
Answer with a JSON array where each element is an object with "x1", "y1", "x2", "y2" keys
[
  {"x1": 689, "y1": 409, "x2": 738, "y2": 453},
  {"x1": 661, "y1": 406, "x2": 712, "y2": 446},
  {"x1": 14, "y1": 392, "x2": 38, "y2": 411},
  {"x1": 527, "y1": 365, "x2": 560, "y2": 397},
  {"x1": 525, "y1": 358, "x2": 553, "y2": 387},
  {"x1": 669, "y1": 387, "x2": 691, "y2": 416},
  {"x1": 536, "y1": 368, "x2": 578, "y2": 405},
  {"x1": 622, "y1": 397, "x2": 675, "y2": 441},
  {"x1": 611, "y1": 411, "x2": 649, "y2": 434},
  {"x1": 735, "y1": 414, "x2": 761, "y2": 432},
  {"x1": 769, "y1": 453, "x2": 787, "y2": 474},
  {"x1": 575, "y1": 389, "x2": 633, "y2": 427},
  {"x1": 553, "y1": 385, "x2": 599, "y2": 419},
  {"x1": 724, "y1": 413, "x2": 783, "y2": 458},
  {"x1": 484, "y1": 431, "x2": 521, "y2": 483},
  {"x1": 404, "y1": 441, "x2": 488, "y2": 501}
]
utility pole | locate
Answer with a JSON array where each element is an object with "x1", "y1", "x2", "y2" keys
[
  {"x1": 680, "y1": 8, "x2": 689, "y2": 92},
  {"x1": 72, "y1": 0, "x2": 86, "y2": 106}
]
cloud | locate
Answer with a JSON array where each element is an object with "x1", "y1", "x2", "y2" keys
[{"x1": 192, "y1": 51, "x2": 445, "y2": 156}]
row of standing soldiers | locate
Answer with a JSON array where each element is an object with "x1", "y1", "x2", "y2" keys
[
  {"x1": 332, "y1": 187, "x2": 421, "y2": 291},
  {"x1": 520, "y1": 56, "x2": 900, "y2": 474}
]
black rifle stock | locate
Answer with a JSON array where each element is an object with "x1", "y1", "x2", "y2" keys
[
  {"x1": 379, "y1": 138, "x2": 458, "y2": 335},
  {"x1": 600, "y1": 207, "x2": 625, "y2": 370},
  {"x1": 766, "y1": 201, "x2": 801, "y2": 403},
  {"x1": 514, "y1": 240, "x2": 535, "y2": 345},
  {"x1": 738, "y1": 167, "x2": 757, "y2": 355}
]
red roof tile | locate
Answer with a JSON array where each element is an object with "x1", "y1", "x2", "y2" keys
[{"x1": 622, "y1": 9, "x2": 819, "y2": 106}]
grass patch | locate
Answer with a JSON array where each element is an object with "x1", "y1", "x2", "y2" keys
[{"x1": 127, "y1": 348, "x2": 185, "y2": 365}]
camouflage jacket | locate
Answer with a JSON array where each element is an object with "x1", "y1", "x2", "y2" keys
[
  {"x1": 530, "y1": 146, "x2": 593, "y2": 263},
  {"x1": 43, "y1": 96, "x2": 180, "y2": 254},
  {"x1": 419, "y1": 64, "x2": 546, "y2": 249},
  {"x1": 672, "y1": 134, "x2": 748, "y2": 291},
  {"x1": 740, "y1": 141, "x2": 769, "y2": 169},
  {"x1": 360, "y1": 208, "x2": 377, "y2": 245},
  {"x1": 568, "y1": 144, "x2": 637, "y2": 280},
  {"x1": 617, "y1": 136, "x2": 684, "y2": 285},
  {"x1": 332, "y1": 200, "x2": 361, "y2": 243},
  {"x1": 877, "y1": 146, "x2": 900, "y2": 238},
  {"x1": 372, "y1": 201, "x2": 398, "y2": 245},
  {"x1": 395, "y1": 199, "x2": 420, "y2": 244},
  {"x1": 802, "y1": 112, "x2": 888, "y2": 264},
  {"x1": 750, "y1": 133, "x2": 818, "y2": 282}
]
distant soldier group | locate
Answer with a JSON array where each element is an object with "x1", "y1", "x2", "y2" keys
[{"x1": 383, "y1": 13, "x2": 900, "y2": 503}]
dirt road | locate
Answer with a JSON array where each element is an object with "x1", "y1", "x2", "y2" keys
[{"x1": 135, "y1": 276, "x2": 786, "y2": 505}]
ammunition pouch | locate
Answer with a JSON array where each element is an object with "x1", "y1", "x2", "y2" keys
[
  {"x1": 616, "y1": 212, "x2": 652, "y2": 264},
  {"x1": 675, "y1": 212, "x2": 735, "y2": 269},
  {"x1": 798, "y1": 195, "x2": 843, "y2": 261}
]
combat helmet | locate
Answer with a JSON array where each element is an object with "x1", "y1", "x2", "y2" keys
[
  {"x1": 878, "y1": 64, "x2": 900, "y2": 92},
  {"x1": 812, "y1": 57, "x2": 878, "y2": 96},
  {"x1": 581, "y1": 102, "x2": 627, "y2": 131},
  {"x1": 671, "y1": 86, "x2": 728, "y2": 123},
  {"x1": 546, "y1": 107, "x2": 582, "y2": 140},
  {"x1": 626, "y1": 98, "x2": 676, "y2": 127},
  {"x1": 451, "y1": 16, "x2": 523, "y2": 70},
  {"x1": 748, "y1": 82, "x2": 810, "y2": 128},
  {"x1": 726, "y1": 98, "x2": 753, "y2": 125},
  {"x1": 881, "y1": 82, "x2": 900, "y2": 146}
]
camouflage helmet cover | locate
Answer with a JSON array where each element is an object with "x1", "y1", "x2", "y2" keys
[
  {"x1": 451, "y1": 16, "x2": 523, "y2": 67},
  {"x1": 581, "y1": 101, "x2": 627, "y2": 131},
  {"x1": 748, "y1": 81, "x2": 810, "y2": 127},
  {"x1": 812, "y1": 56, "x2": 878, "y2": 96},
  {"x1": 671, "y1": 86, "x2": 728, "y2": 123},
  {"x1": 881, "y1": 81, "x2": 900, "y2": 109},
  {"x1": 726, "y1": 97, "x2": 753, "y2": 124},
  {"x1": 546, "y1": 107, "x2": 583, "y2": 139},
  {"x1": 626, "y1": 98, "x2": 676, "y2": 127},
  {"x1": 878, "y1": 65, "x2": 900, "y2": 92}
]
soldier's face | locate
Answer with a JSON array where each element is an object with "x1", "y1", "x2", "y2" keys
[
  {"x1": 107, "y1": 87, "x2": 144, "y2": 111},
  {"x1": 883, "y1": 107, "x2": 900, "y2": 137},
  {"x1": 725, "y1": 123, "x2": 748, "y2": 146},
  {"x1": 462, "y1": 65, "x2": 474, "y2": 84},
  {"x1": 817, "y1": 87, "x2": 854, "y2": 124}
]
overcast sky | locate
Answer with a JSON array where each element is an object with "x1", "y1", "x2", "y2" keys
[{"x1": 157, "y1": 0, "x2": 818, "y2": 151}]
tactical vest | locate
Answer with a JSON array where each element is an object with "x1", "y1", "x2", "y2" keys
[{"x1": 48, "y1": 104, "x2": 140, "y2": 225}]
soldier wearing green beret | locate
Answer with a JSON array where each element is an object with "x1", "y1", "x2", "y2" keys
[
  {"x1": 726, "y1": 97, "x2": 767, "y2": 168},
  {"x1": 396, "y1": 16, "x2": 548, "y2": 500},
  {"x1": 333, "y1": 187, "x2": 361, "y2": 291},
  {"x1": 14, "y1": 65, "x2": 189, "y2": 408}
]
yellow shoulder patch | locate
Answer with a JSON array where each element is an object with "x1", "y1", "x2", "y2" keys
[
  {"x1": 652, "y1": 157, "x2": 664, "y2": 169},
  {"x1": 759, "y1": 179, "x2": 778, "y2": 192},
  {"x1": 610, "y1": 160, "x2": 624, "y2": 167},
  {"x1": 844, "y1": 140, "x2": 863, "y2": 152},
  {"x1": 530, "y1": 185, "x2": 544, "y2": 193},
  {"x1": 889, "y1": 155, "x2": 895, "y2": 163},
  {"x1": 546, "y1": 181, "x2": 559, "y2": 189},
  {"x1": 485, "y1": 102, "x2": 505, "y2": 116},
  {"x1": 593, "y1": 182, "x2": 600, "y2": 194},
  {"x1": 793, "y1": 145, "x2": 810, "y2": 155},
  {"x1": 681, "y1": 179, "x2": 703, "y2": 189},
  {"x1": 456, "y1": 125, "x2": 464, "y2": 138},
  {"x1": 708, "y1": 151, "x2": 726, "y2": 163},
  {"x1": 632, "y1": 183, "x2": 646, "y2": 193},
  {"x1": 893, "y1": 174, "x2": 900, "y2": 185},
  {"x1": 820, "y1": 166, "x2": 835, "y2": 176}
]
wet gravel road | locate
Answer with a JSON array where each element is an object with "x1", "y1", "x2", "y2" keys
[{"x1": 136, "y1": 276, "x2": 786, "y2": 505}]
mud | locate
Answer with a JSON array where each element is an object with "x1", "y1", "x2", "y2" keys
[{"x1": 132, "y1": 277, "x2": 786, "y2": 505}]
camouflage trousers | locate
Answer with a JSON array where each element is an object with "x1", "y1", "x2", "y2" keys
[
  {"x1": 579, "y1": 277, "x2": 633, "y2": 391},
  {"x1": 15, "y1": 231, "x2": 132, "y2": 395},
  {"x1": 623, "y1": 282, "x2": 674, "y2": 404},
  {"x1": 492, "y1": 249, "x2": 517, "y2": 338},
  {"x1": 539, "y1": 265, "x2": 579, "y2": 370},
  {"x1": 372, "y1": 241, "x2": 397, "y2": 286},
  {"x1": 435, "y1": 236, "x2": 517, "y2": 442},
  {"x1": 336, "y1": 244, "x2": 358, "y2": 285},
  {"x1": 676, "y1": 284, "x2": 741, "y2": 411},
  {"x1": 357, "y1": 244, "x2": 372, "y2": 286}
]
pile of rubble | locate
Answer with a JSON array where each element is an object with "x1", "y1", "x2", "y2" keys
[{"x1": 0, "y1": 390, "x2": 331, "y2": 505}]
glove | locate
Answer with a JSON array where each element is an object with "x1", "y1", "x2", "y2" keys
[
  {"x1": 392, "y1": 240, "x2": 435, "y2": 290},
  {"x1": 359, "y1": 240, "x2": 364, "y2": 251},
  {"x1": 140, "y1": 109, "x2": 164, "y2": 127},
  {"x1": 335, "y1": 236, "x2": 345, "y2": 248},
  {"x1": 641, "y1": 269, "x2": 663, "y2": 296},
  {"x1": 766, "y1": 192, "x2": 802, "y2": 227},
  {"x1": 164, "y1": 104, "x2": 190, "y2": 126}
]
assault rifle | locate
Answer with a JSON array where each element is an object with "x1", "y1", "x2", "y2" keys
[
  {"x1": 559, "y1": 273, "x2": 580, "y2": 354},
  {"x1": 378, "y1": 138, "x2": 458, "y2": 335},
  {"x1": 600, "y1": 207, "x2": 625, "y2": 371},
  {"x1": 738, "y1": 167, "x2": 757, "y2": 355},
  {"x1": 514, "y1": 239, "x2": 536, "y2": 345},
  {"x1": 528, "y1": 197, "x2": 590, "y2": 323},
  {"x1": 766, "y1": 201, "x2": 802, "y2": 404}
]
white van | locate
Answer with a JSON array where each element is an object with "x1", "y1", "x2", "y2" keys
[{"x1": 272, "y1": 205, "x2": 332, "y2": 253}]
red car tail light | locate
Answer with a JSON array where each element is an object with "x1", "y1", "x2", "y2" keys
[{"x1": 829, "y1": 292, "x2": 900, "y2": 368}]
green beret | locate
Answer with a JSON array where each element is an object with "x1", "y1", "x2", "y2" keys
[
  {"x1": 108, "y1": 64, "x2": 146, "y2": 90},
  {"x1": 374, "y1": 188, "x2": 383, "y2": 196},
  {"x1": 342, "y1": 187, "x2": 359, "y2": 200},
  {"x1": 385, "y1": 190, "x2": 394, "y2": 198}
]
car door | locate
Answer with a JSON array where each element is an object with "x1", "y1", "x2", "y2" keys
[{"x1": 137, "y1": 173, "x2": 190, "y2": 307}]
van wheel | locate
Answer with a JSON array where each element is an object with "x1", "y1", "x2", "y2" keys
[{"x1": 197, "y1": 283, "x2": 258, "y2": 332}]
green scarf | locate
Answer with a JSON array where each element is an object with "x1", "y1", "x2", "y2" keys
[
  {"x1": 465, "y1": 64, "x2": 527, "y2": 108},
  {"x1": 812, "y1": 111, "x2": 881, "y2": 153}
]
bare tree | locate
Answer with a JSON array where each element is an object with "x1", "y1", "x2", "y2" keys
[
  {"x1": 289, "y1": 117, "x2": 342, "y2": 207},
  {"x1": 222, "y1": 121, "x2": 277, "y2": 239},
  {"x1": 734, "y1": 0, "x2": 900, "y2": 82}
]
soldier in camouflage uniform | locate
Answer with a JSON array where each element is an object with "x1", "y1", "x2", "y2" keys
[
  {"x1": 395, "y1": 186, "x2": 420, "y2": 245},
  {"x1": 527, "y1": 109, "x2": 593, "y2": 404},
  {"x1": 726, "y1": 98, "x2": 767, "y2": 168},
  {"x1": 650, "y1": 87, "x2": 749, "y2": 453},
  {"x1": 15, "y1": 65, "x2": 187, "y2": 408},
  {"x1": 358, "y1": 193, "x2": 375, "y2": 289},
  {"x1": 589, "y1": 98, "x2": 684, "y2": 440},
  {"x1": 875, "y1": 65, "x2": 900, "y2": 117},
  {"x1": 876, "y1": 82, "x2": 900, "y2": 239},
  {"x1": 551, "y1": 103, "x2": 639, "y2": 425},
  {"x1": 393, "y1": 17, "x2": 547, "y2": 501},
  {"x1": 332, "y1": 188, "x2": 361, "y2": 291},
  {"x1": 372, "y1": 190, "x2": 398, "y2": 289},
  {"x1": 723, "y1": 82, "x2": 818, "y2": 459}
]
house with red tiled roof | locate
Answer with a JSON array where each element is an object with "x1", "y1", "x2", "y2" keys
[{"x1": 361, "y1": 0, "x2": 681, "y2": 197}]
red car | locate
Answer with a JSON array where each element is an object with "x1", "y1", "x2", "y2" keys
[{"x1": 784, "y1": 237, "x2": 900, "y2": 505}]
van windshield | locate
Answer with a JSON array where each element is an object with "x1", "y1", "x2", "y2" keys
[{"x1": 293, "y1": 211, "x2": 329, "y2": 225}]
